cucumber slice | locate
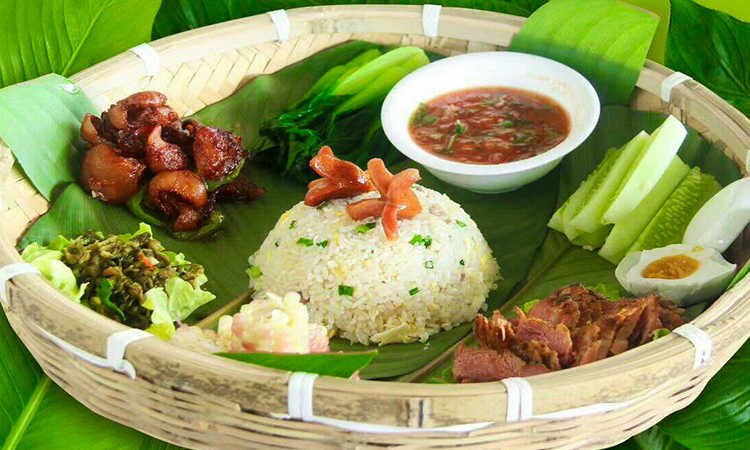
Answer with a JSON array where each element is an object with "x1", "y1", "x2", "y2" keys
[
  {"x1": 567, "y1": 131, "x2": 649, "y2": 233},
  {"x1": 553, "y1": 146, "x2": 622, "y2": 239},
  {"x1": 627, "y1": 166, "x2": 720, "y2": 254},
  {"x1": 598, "y1": 156, "x2": 690, "y2": 264},
  {"x1": 548, "y1": 199, "x2": 567, "y2": 233},
  {"x1": 571, "y1": 225, "x2": 613, "y2": 250},
  {"x1": 602, "y1": 116, "x2": 687, "y2": 224}
]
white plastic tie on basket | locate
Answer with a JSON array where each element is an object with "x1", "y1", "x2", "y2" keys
[
  {"x1": 282, "y1": 371, "x2": 493, "y2": 433},
  {"x1": 287, "y1": 372, "x2": 318, "y2": 421},
  {"x1": 674, "y1": 324, "x2": 713, "y2": 370},
  {"x1": 501, "y1": 377, "x2": 533, "y2": 422},
  {"x1": 130, "y1": 43, "x2": 160, "y2": 76},
  {"x1": 422, "y1": 4, "x2": 442, "y2": 37},
  {"x1": 35, "y1": 323, "x2": 151, "y2": 379},
  {"x1": 268, "y1": 9, "x2": 291, "y2": 43},
  {"x1": 661, "y1": 72, "x2": 692, "y2": 103},
  {"x1": 0, "y1": 263, "x2": 40, "y2": 309}
]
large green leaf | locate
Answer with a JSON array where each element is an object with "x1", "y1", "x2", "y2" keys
[
  {"x1": 509, "y1": 0, "x2": 658, "y2": 105},
  {"x1": 658, "y1": 339, "x2": 750, "y2": 449},
  {"x1": 218, "y1": 351, "x2": 377, "y2": 378},
  {"x1": 152, "y1": 0, "x2": 546, "y2": 39},
  {"x1": 609, "y1": 427, "x2": 689, "y2": 450},
  {"x1": 0, "y1": 307, "x2": 188, "y2": 450},
  {"x1": 666, "y1": 0, "x2": 750, "y2": 117},
  {"x1": 0, "y1": 74, "x2": 94, "y2": 200},
  {"x1": 0, "y1": 0, "x2": 161, "y2": 88}
]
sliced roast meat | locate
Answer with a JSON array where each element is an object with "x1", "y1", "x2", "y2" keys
[
  {"x1": 459, "y1": 285, "x2": 687, "y2": 382},
  {"x1": 453, "y1": 344, "x2": 549, "y2": 383},
  {"x1": 514, "y1": 308, "x2": 573, "y2": 365},
  {"x1": 473, "y1": 311, "x2": 515, "y2": 351},
  {"x1": 528, "y1": 295, "x2": 580, "y2": 329}
]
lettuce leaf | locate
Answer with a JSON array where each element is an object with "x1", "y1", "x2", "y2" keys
[
  {"x1": 144, "y1": 276, "x2": 216, "y2": 338},
  {"x1": 117, "y1": 222, "x2": 153, "y2": 242},
  {"x1": 21, "y1": 243, "x2": 86, "y2": 302}
]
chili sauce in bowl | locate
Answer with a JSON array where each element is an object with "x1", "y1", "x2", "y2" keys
[
  {"x1": 409, "y1": 87, "x2": 570, "y2": 165},
  {"x1": 381, "y1": 52, "x2": 600, "y2": 193}
]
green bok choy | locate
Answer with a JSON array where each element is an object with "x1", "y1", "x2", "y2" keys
[{"x1": 259, "y1": 46, "x2": 430, "y2": 182}]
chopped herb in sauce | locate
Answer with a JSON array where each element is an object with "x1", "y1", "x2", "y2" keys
[
  {"x1": 248, "y1": 266, "x2": 263, "y2": 279},
  {"x1": 289, "y1": 220, "x2": 297, "y2": 229},
  {"x1": 412, "y1": 102, "x2": 437, "y2": 126},
  {"x1": 456, "y1": 220, "x2": 467, "y2": 228},
  {"x1": 338, "y1": 285, "x2": 354, "y2": 296},
  {"x1": 316, "y1": 201, "x2": 329, "y2": 210},
  {"x1": 296, "y1": 238, "x2": 314, "y2": 247},
  {"x1": 425, "y1": 261, "x2": 434, "y2": 269},
  {"x1": 274, "y1": 241, "x2": 280, "y2": 247},
  {"x1": 409, "y1": 287, "x2": 420, "y2": 296},
  {"x1": 356, "y1": 222, "x2": 377, "y2": 234},
  {"x1": 459, "y1": 259, "x2": 465, "y2": 266},
  {"x1": 409, "y1": 234, "x2": 432, "y2": 247},
  {"x1": 317, "y1": 240, "x2": 329, "y2": 248},
  {"x1": 409, "y1": 87, "x2": 569, "y2": 165}
]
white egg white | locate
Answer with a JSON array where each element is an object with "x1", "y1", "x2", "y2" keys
[
  {"x1": 683, "y1": 177, "x2": 750, "y2": 253},
  {"x1": 615, "y1": 244, "x2": 736, "y2": 306}
]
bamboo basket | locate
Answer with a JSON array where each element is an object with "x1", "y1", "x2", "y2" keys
[{"x1": 2, "y1": 5, "x2": 750, "y2": 450}]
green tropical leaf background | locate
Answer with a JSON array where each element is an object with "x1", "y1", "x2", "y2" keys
[{"x1": 2, "y1": 1, "x2": 750, "y2": 449}]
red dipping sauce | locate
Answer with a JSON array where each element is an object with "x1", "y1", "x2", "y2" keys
[{"x1": 408, "y1": 87, "x2": 570, "y2": 165}]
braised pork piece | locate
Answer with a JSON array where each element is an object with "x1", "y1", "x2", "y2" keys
[
  {"x1": 453, "y1": 284, "x2": 686, "y2": 383},
  {"x1": 79, "y1": 92, "x2": 264, "y2": 233}
]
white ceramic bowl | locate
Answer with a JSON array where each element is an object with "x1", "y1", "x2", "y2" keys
[{"x1": 381, "y1": 51, "x2": 601, "y2": 193}]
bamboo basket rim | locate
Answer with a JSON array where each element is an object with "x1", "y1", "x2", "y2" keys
[{"x1": 2, "y1": 4, "x2": 750, "y2": 446}]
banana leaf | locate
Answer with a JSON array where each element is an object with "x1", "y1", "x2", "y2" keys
[
  {"x1": 610, "y1": 427, "x2": 689, "y2": 450},
  {"x1": 218, "y1": 351, "x2": 377, "y2": 378},
  {"x1": 152, "y1": 0, "x2": 547, "y2": 39},
  {"x1": 0, "y1": 308, "x2": 189, "y2": 449},
  {"x1": 666, "y1": 0, "x2": 750, "y2": 118},
  {"x1": 509, "y1": 0, "x2": 659, "y2": 105},
  {"x1": 658, "y1": 339, "x2": 750, "y2": 449},
  {"x1": 0, "y1": 0, "x2": 161, "y2": 88}
]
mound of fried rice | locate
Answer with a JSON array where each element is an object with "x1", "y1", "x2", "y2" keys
[{"x1": 247, "y1": 185, "x2": 501, "y2": 345}]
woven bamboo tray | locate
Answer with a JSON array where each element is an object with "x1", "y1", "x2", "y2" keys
[{"x1": 2, "y1": 5, "x2": 750, "y2": 450}]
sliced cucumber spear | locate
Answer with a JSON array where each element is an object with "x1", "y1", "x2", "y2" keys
[
  {"x1": 627, "y1": 166, "x2": 720, "y2": 254},
  {"x1": 571, "y1": 225, "x2": 613, "y2": 250},
  {"x1": 598, "y1": 156, "x2": 690, "y2": 264},
  {"x1": 602, "y1": 115, "x2": 687, "y2": 224},
  {"x1": 549, "y1": 146, "x2": 621, "y2": 240},
  {"x1": 567, "y1": 131, "x2": 649, "y2": 233}
]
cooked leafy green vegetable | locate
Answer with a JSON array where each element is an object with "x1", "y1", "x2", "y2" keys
[{"x1": 259, "y1": 46, "x2": 429, "y2": 182}]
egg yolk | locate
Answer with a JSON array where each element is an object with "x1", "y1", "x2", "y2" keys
[{"x1": 641, "y1": 254, "x2": 701, "y2": 279}]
